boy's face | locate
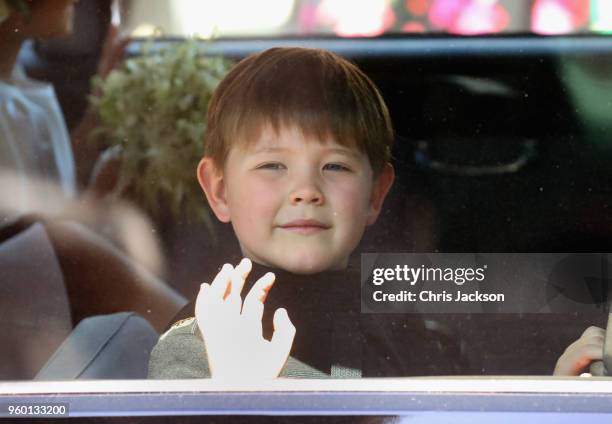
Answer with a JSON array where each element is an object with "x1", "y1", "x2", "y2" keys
[{"x1": 198, "y1": 125, "x2": 394, "y2": 274}]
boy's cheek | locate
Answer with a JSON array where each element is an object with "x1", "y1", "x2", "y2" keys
[
  {"x1": 337, "y1": 186, "x2": 374, "y2": 216},
  {"x1": 229, "y1": 195, "x2": 275, "y2": 231}
]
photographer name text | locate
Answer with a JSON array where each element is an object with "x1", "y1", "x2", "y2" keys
[
  {"x1": 370, "y1": 264, "x2": 505, "y2": 303},
  {"x1": 372, "y1": 290, "x2": 504, "y2": 303}
]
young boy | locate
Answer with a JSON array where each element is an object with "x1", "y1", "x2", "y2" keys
[
  {"x1": 147, "y1": 47, "x2": 596, "y2": 380},
  {"x1": 147, "y1": 46, "x2": 408, "y2": 380}
]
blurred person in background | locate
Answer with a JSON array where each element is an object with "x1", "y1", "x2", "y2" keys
[
  {"x1": 0, "y1": 0, "x2": 167, "y2": 276},
  {"x1": 0, "y1": 1, "x2": 184, "y2": 330}
]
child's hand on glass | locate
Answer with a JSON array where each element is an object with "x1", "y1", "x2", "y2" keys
[
  {"x1": 195, "y1": 258, "x2": 296, "y2": 380},
  {"x1": 554, "y1": 326, "x2": 604, "y2": 376}
]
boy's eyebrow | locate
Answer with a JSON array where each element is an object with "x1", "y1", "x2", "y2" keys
[
  {"x1": 326, "y1": 147, "x2": 362, "y2": 158},
  {"x1": 251, "y1": 147, "x2": 287, "y2": 155},
  {"x1": 251, "y1": 146, "x2": 361, "y2": 158}
]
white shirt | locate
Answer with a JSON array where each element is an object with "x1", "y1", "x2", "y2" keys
[{"x1": 0, "y1": 67, "x2": 76, "y2": 215}]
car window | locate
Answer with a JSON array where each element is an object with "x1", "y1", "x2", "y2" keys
[{"x1": 2, "y1": 0, "x2": 612, "y2": 421}]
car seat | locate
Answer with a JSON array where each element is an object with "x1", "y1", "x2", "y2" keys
[{"x1": 0, "y1": 216, "x2": 183, "y2": 379}]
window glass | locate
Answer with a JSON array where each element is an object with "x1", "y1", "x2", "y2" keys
[{"x1": 3, "y1": 0, "x2": 612, "y2": 419}]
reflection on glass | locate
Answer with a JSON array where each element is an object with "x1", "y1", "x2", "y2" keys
[{"x1": 117, "y1": 0, "x2": 612, "y2": 37}]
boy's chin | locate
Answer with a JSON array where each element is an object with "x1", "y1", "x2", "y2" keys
[
  {"x1": 274, "y1": 255, "x2": 348, "y2": 275},
  {"x1": 241, "y1": 245, "x2": 349, "y2": 274}
]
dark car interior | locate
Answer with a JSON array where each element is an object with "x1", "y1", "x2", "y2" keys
[
  {"x1": 2, "y1": 0, "x2": 611, "y2": 380},
  {"x1": 355, "y1": 39, "x2": 612, "y2": 374}
]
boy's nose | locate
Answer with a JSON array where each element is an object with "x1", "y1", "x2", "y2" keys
[{"x1": 289, "y1": 185, "x2": 324, "y2": 206}]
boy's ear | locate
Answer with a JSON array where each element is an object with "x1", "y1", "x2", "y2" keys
[
  {"x1": 366, "y1": 162, "x2": 395, "y2": 225},
  {"x1": 197, "y1": 157, "x2": 231, "y2": 223}
]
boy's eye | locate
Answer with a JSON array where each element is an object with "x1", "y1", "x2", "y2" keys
[
  {"x1": 256, "y1": 162, "x2": 286, "y2": 170},
  {"x1": 323, "y1": 163, "x2": 351, "y2": 172}
]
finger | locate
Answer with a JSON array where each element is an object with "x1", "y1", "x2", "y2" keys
[
  {"x1": 570, "y1": 345, "x2": 604, "y2": 374},
  {"x1": 270, "y1": 308, "x2": 296, "y2": 368},
  {"x1": 581, "y1": 326, "x2": 605, "y2": 339},
  {"x1": 242, "y1": 272, "x2": 275, "y2": 322},
  {"x1": 100, "y1": 25, "x2": 119, "y2": 64},
  {"x1": 584, "y1": 334, "x2": 605, "y2": 345},
  {"x1": 105, "y1": 37, "x2": 131, "y2": 73},
  {"x1": 209, "y1": 264, "x2": 234, "y2": 298},
  {"x1": 555, "y1": 344, "x2": 604, "y2": 376},
  {"x1": 590, "y1": 360, "x2": 606, "y2": 376},
  {"x1": 105, "y1": 24, "x2": 119, "y2": 46},
  {"x1": 566, "y1": 340, "x2": 605, "y2": 361},
  {"x1": 98, "y1": 25, "x2": 131, "y2": 77},
  {"x1": 223, "y1": 260, "x2": 249, "y2": 299},
  {"x1": 581, "y1": 343, "x2": 605, "y2": 360},
  {"x1": 226, "y1": 258, "x2": 252, "y2": 300},
  {"x1": 225, "y1": 259, "x2": 252, "y2": 314},
  {"x1": 195, "y1": 282, "x2": 210, "y2": 303},
  {"x1": 195, "y1": 283, "x2": 211, "y2": 326}
]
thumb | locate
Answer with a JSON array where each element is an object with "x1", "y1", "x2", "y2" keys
[{"x1": 270, "y1": 308, "x2": 296, "y2": 371}]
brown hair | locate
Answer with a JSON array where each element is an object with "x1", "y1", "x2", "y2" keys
[{"x1": 204, "y1": 47, "x2": 393, "y2": 175}]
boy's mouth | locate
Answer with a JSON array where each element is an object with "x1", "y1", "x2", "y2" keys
[{"x1": 279, "y1": 219, "x2": 331, "y2": 235}]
